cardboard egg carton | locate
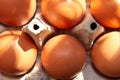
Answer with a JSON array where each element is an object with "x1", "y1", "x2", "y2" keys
[{"x1": 0, "y1": 0, "x2": 120, "y2": 80}]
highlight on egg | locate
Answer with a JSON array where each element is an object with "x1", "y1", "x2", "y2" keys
[
  {"x1": 41, "y1": 0, "x2": 86, "y2": 29},
  {"x1": 0, "y1": 0, "x2": 36, "y2": 27},
  {"x1": 41, "y1": 34, "x2": 86, "y2": 79},
  {"x1": 92, "y1": 31, "x2": 120, "y2": 77},
  {"x1": 0, "y1": 30, "x2": 37, "y2": 75}
]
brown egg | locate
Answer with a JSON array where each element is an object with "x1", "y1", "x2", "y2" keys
[
  {"x1": 41, "y1": 0, "x2": 86, "y2": 29},
  {"x1": 41, "y1": 34, "x2": 86, "y2": 79},
  {"x1": 0, "y1": 30, "x2": 37, "y2": 75},
  {"x1": 0, "y1": 0, "x2": 36, "y2": 27},
  {"x1": 92, "y1": 31, "x2": 120, "y2": 77},
  {"x1": 90, "y1": 0, "x2": 120, "y2": 29}
]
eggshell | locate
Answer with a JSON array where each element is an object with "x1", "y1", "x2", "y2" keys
[
  {"x1": 41, "y1": 0, "x2": 86, "y2": 29},
  {"x1": 0, "y1": 0, "x2": 36, "y2": 27},
  {"x1": 92, "y1": 31, "x2": 120, "y2": 77},
  {"x1": 41, "y1": 34, "x2": 86, "y2": 79},
  {"x1": 90, "y1": 0, "x2": 120, "y2": 29},
  {"x1": 0, "y1": 30, "x2": 37, "y2": 75}
]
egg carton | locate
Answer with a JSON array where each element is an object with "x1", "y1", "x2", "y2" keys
[{"x1": 0, "y1": 0, "x2": 120, "y2": 80}]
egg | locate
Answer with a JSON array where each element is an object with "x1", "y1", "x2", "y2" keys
[
  {"x1": 41, "y1": 0, "x2": 86, "y2": 29},
  {"x1": 0, "y1": 30, "x2": 37, "y2": 75},
  {"x1": 0, "y1": 0, "x2": 36, "y2": 27},
  {"x1": 41, "y1": 34, "x2": 86, "y2": 79},
  {"x1": 90, "y1": 0, "x2": 120, "y2": 29},
  {"x1": 92, "y1": 31, "x2": 120, "y2": 77}
]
